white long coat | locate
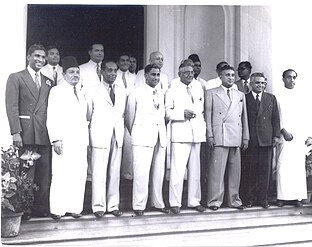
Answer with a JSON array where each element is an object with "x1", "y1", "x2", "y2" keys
[
  {"x1": 276, "y1": 85, "x2": 309, "y2": 200},
  {"x1": 47, "y1": 82, "x2": 89, "y2": 215}
]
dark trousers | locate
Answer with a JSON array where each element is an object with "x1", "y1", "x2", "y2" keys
[
  {"x1": 240, "y1": 146, "x2": 272, "y2": 204},
  {"x1": 21, "y1": 144, "x2": 52, "y2": 214}
]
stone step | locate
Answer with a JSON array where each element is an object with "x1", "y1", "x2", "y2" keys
[{"x1": 2, "y1": 205, "x2": 312, "y2": 245}]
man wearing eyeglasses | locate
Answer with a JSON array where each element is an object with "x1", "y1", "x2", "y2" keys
[
  {"x1": 165, "y1": 63, "x2": 206, "y2": 214},
  {"x1": 241, "y1": 72, "x2": 280, "y2": 209}
]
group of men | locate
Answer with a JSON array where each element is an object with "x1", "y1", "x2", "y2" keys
[{"x1": 5, "y1": 42, "x2": 308, "y2": 221}]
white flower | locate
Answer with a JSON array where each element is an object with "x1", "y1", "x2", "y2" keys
[{"x1": 46, "y1": 80, "x2": 52, "y2": 87}]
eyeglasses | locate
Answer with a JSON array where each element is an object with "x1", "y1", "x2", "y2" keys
[
  {"x1": 254, "y1": 81, "x2": 267, "y2": 85},
  {"x1": 182, "y1": 71, "x2": 194, "y2": 75}
]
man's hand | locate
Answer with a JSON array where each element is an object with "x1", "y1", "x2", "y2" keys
[
  {"x1": 282, "y1": 129, "x2": 293, "y2": 142},
  {"x1": 53, "y1": 140, "x2": 63, "y2": 155},
  {"x1": 273, "y1": 137, "x2": 279, "y2": 147},
  {"x1": 207, "y1": 137, "x2": 215, "y2": 149},
  {"x1": 13, "y1": 133, "x2": 23, "y2": 147},
  {"x1": 184, "y1": 109, "x2": 196, "y2": 121},
  {"x1": 241, "y1": 140, "x2": 249, "y2": 151}
]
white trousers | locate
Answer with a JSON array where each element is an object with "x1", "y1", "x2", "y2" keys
[
  {"x1": 91, "y1": 133, "x2": 122, "y2": 212},
  {"x1": 132, "y1": 139, "x2": 166, "y2": 210},
  {"x1": 169, "y1": 142, "x2": 201, "y2": 207}
]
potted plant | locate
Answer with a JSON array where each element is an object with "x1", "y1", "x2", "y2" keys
[{"x1": 1, "y1": 145, "x2": 39, "y2": 238}]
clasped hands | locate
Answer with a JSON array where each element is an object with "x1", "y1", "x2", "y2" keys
[{"x1": 184, "y1": 109, "x2": 196, "y2": 120}]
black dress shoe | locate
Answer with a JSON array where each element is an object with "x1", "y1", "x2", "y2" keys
[
  {"x1": 51, "y1": 214, "x2": 62, "y2": 220},
  {"x1": 245, "y1": 201, "x2": 254, "y2": 208},
  {"x1": 70, "y1": 213, "x2": 82, "y2": 218},
  {"x1": 170, "y1": 206, "x2": 180, "y2": 214},
  {"x1": 134, "y1": 210, "x2": 144, "y2": 216},
  {"x1": 294, "y1": 200, "x2": 303, "y2": 208},
  {"x1": 233, "y1": 205, "x2": 245, "y2": 210},
  {"x1": 22, "y1": 213, "x2": 31, "y2": 221},
  {"x1": 276, "y1": 200, "x2": 284, "y2": 207},
  {"x1": 153, "y1": 207, "x2": 170, "y2": 214},
  {"x1": 94, "y1": 211, "x2": 105, "y2": 218},
  {"x1": 259, "y1": 202, "x2": 270, "y2": 209},
  {"x1": 191, "y1": 205, "x2": 206, "y2": 212},
  {"x1": 109, "y1": 210, "x2": 123, "y2": 217},
  {"x1": 208, "y1": 206, "x2": 219, "y2": 211}
]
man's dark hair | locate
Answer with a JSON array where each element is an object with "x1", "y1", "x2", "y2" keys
[
  {"x1": 27, "y1": 44, "x2": 46, "y2": 56},
  {"x1": 101, "y1": 60, "x2": 117, "y2": 70},
  {"x1": 219, "y1": 64, "x2": 235, "y2": 74},
  {"x1": 144, "y1": 64, "x2": 160, "y2": 74},
  {"x1": 250, "y1": 72, "x2": 267, "y2": 81},
  {"x1": 88, "y1": 42, "x2": 104, "y2": 52},
  {"x1": 238, "y1": 61, "x2": 252, "y2": 70},
  {"x1": 282, "y1": 69, "x2": 297, "y2": 78}
]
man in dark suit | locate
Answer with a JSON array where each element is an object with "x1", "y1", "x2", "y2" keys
[
  {"x1": 235, "y1": 61, "x2": 252, "y2": 94},
  {"x1": 5, "y1": 44, "x2": 55, "y2": 219},
  {"x1": 241, "y1": 72, "x2": 280, "y2": 208}
]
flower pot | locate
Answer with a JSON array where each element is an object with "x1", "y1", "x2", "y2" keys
[{"x1": 1, "y1": 211, "x2": 23, "y2": 238}]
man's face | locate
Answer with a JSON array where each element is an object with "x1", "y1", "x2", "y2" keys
[
  {"x1": 220, "y1": 69, "x2": 235, "y2": 88},
  {"x1": 150, "y1": 53, "x2": 164, "y2": 69},
  {"x1": 178, "y1": 66, "x2": 194, "y2": 85},
  {"x1": 237, "y1": 66, "x2": 251, "y2": 80},
  {"x1": 64, "y1": 67, "x2": 80, "y2": 86},
  {"x1": 129, "y1": 57, "x2": 137, "y2": 73},
  {"x1": 102, "y1": 62, "x2": 117, "y2": 84},
  {"x1": 89, "y1": 44, "x2": 104, "y2": 63},
  {"x1": 27, "y1": 49, "x2": 46, "y2": 72},
  {"x1": 145, "y1": 68, "x2": 160, "y2": 88},
  {"x1": 250, "y1": 76, "x2": 267, "y2": 94},
  {"x1": 46, "y1": 48, "x2": 60, "y2": 66},
  {"x1": 193, "y1": 61, "x2": 201, "y2": 76},
  {"x1": 283, "y1": 71, "x2": 297, "y2": 89},
  {"x1": 118, "y1": 55, "x2": 130, "y2": 72}
]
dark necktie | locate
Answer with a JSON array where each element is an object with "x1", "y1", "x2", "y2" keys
[
  {"x1": 53, "y1": 66, "x2": 57, "y2": 83},
  {"x1": 256, "y1": 94, "x2": 260, "y2": 111},
  {"x1": 227, "y1": 88, "x2": 231, "y2": 101},
  {"x1": 244, "y1": 80, "x2": 249, "y2": 93},
  {"x1": 96, "y1": 63, "x2": 101, "y2": 81},
  {"x1": 34, "y1": 72, "x2": 40, "y2": 90},
  {"x1": 153, "y1": 89, "x2": 159, "y2": 110},
  {"x1": 122, "y1": 72, "x2": 127, "y2": 88},
  {"x1": 74, "y1": 86, "x2": 79, "y2": 102},
  {"x1": 109, "y1": 84, "x2": 115, "y2": 105},
  {"x1": 187, "y1": 86, "x2": 194, "y2": 103}
]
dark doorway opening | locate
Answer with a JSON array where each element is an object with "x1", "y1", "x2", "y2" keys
[{"x1": 26, "y1": 4, "x2": 144, "y2": 69}]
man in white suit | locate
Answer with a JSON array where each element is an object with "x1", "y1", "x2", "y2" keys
[
  {"x1": 165, "y1": 63, "x2": 206, "y2": 214},
  {"x1": 47, "y1": 56, "x2": 88, "y2": 219},
  {"x1": 205, "y1": 64, "x2": 249, "y2": 211},
  {"x1": 135, "y1": 51, "x2": 169, "y2": 94},
  {"x1": 125, "y1": 64, "x2": 169, "y2": 216},
  {"x1": 85, "y1": 61, "x2": 127, "y2": 218},
  {"x1": 40, "y1": 45, "x2": 64, "y2": 85},
  {"x1": 79, "y1": 43, "x2": 104, "y2": 92}
]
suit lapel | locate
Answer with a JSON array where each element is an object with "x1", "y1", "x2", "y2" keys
[
  {"x1": 100, "y1": 83, "x2": 113, "y2": 106},
  {"x1": 224, "y1": 89, "x2": 241, "y2": 121},
  {"x1": 22, "y1": 70, "x2": 39, "y2": 100},
  {"x1": 35, "y1": 74, "x2": 53, "y2": 111},
  {"x1": 215, "y1": 86, "x2": 231, "y2": 107},
  {"x1": 258, "y1": 92, "x2": 269, "y2": 116}
]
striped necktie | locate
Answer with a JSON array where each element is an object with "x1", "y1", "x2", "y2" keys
[{"x1": 34, "y1": 72, "x2": 40, "y2": 90}]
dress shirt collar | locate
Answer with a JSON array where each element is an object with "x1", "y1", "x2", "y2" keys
[
  {"x1": 252, "y1": 91, "x2": 263, "y2": 100},
  {"x1": 47, "y1": 64, "x2": 59, "y2": 71},
  {"x1": 27, "y1": 66, "x2": 41, "y2": 82},
  {"x1": 221, "y1": 84, "x2": 233, "y2": 93},
  {"x1": 102, "y1": 80, "x2": 114, "y2": 91},
  {"x1": 89, "y1": 59, "x2": 102, "y2": 68}
]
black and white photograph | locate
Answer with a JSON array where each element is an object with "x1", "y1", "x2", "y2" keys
[{"x1": 1, "y1": 0, "x2": 312, "y2": 246}]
